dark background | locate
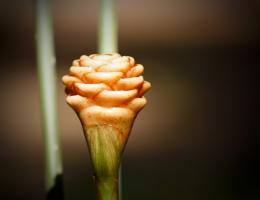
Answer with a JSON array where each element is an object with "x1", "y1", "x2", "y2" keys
[{"x1": 0, "y1": 0, "x2": 258, "y2": 199}]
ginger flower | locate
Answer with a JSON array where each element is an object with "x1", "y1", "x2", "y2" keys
[{"x1": 62, "y1": 53, "x2": 151, "y2": 200}]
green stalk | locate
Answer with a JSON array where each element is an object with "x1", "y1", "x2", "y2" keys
[
  {"x1": 35, "y1": 0, "x2": 63, "y2": 199},
  {"x1": 98, "y1": 0, "x2": 118, "y2": 53},
  {"x1": 98, "y1": 0, "x2": 121, "y2": 200}
]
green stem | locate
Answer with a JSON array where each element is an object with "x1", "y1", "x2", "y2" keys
[
  {"x1": 35, "y1": 0, "x2": 63, "y2": 199},
  {"x1": 98, "y1": 0, "x2": 121, "y2": 199},
  {"x1": 98, "y1": 0, "x2": 118, "y2": 53},
  {"x1": 84, "y1": 122, "x2": 129, "y2": 200},
  {"x1": 96, "y1": 178, "x2": 119, "y2": 200}
]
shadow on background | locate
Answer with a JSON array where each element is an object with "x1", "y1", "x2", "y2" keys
[{"x1": 0, "y1": 0, "x2": 257, "y2": 199}]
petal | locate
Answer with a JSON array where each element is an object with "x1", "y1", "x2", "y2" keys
[
  {"x1": 138, "y1": 81, "x2": 151, "y2": 96},
  {"x1": 79, "y1": 55, "x2": 106, "y2": 68},
  {"x1": 69, "y1": 66, "x2": 94, "y2": 78},
  {"x1": 127, "y1": 56, "x2": 135, "y2": 66},
  {"x1": 126, "y1": 64, "x2": 144, "y2": 77},
  {"x1": 126, "y1": 97, "x2": 147, "y2": 112},
  {"x1": 72, "y1": 59, "x2": 80, "y2": 66},
  {"x1": 112, "y1": 56, "x2": 129, "y2": 63},
  {"x1": 74, "y1": 83, "x2": 109, "y2": 98},
  {"x1": 84, "y1": 72, "x2": 123, "y2": 84},
  {"x1": 96, "y1": 62, "x2": 130, "y2": 73},
  {"x1": 94, "y1": 89, "x2": 138, "y2": 107},
  {"x1": 62, "y1": 75, "x2": 82, "y2": 88},
  {"x1": 66, "y1": 95, "x2": 92, "y2": 112},
  {"x1": 90, "y1": 53, "x2": 121, "y2": 61},
  {"x1": 113, "y1": 76, "x2": 144, "y2": 90}
]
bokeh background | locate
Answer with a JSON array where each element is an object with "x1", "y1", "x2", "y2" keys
[{"x1": 0, "y1": 0, "x2": 258, "y2": 199}]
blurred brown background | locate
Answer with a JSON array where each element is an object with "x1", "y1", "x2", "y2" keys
[{"x1": 0, "y1": 0, "x2": 258, "y2": 199}]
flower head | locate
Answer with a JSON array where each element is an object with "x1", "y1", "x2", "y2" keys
[{"x1": 62, "y1": 53, "x2": 151, "y2": 127}]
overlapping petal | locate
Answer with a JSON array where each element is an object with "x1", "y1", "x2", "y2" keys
[{"x1": 62, "y1": 53, "x2": 151, "y2": 112}]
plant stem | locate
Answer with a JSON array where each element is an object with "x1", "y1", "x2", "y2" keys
[
  {"x1": 98, "y1": 0, "x2": 118, "y2": 53},
  {"x1": 96, "y1": 178, "x2": 119, "y2": 200},
  {"x1": 98, "y1": 0, "x2": 121, "y2": 199},
  {"x1": 35, "y1": 0, "x2": 63, "y2": 199}
]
